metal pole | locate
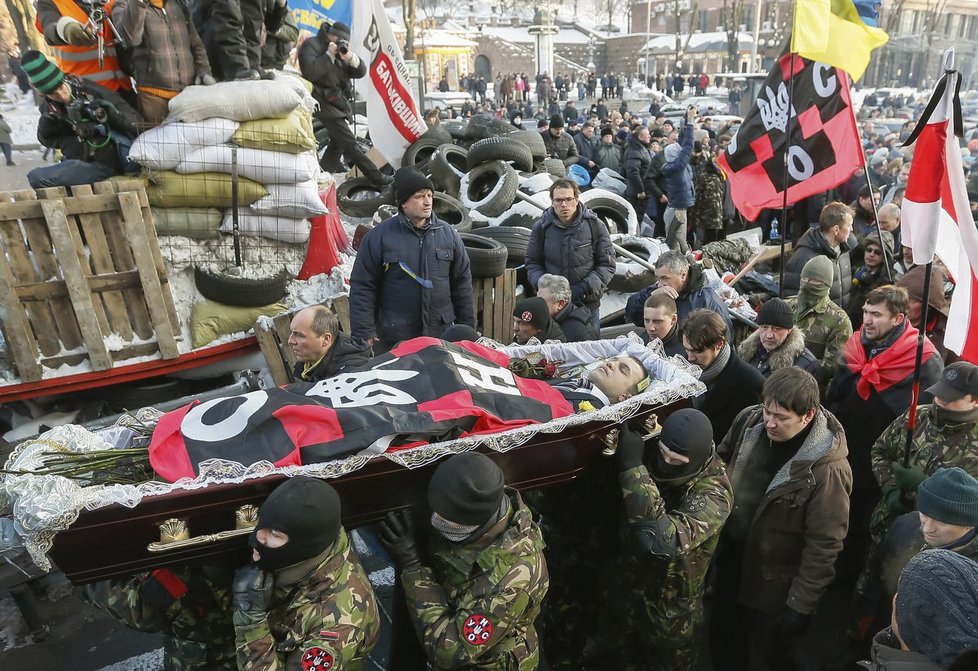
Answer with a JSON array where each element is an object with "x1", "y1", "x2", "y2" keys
[
  {"x1": 645, "y1": 0, "x2": 652, "y2": 85},
  {"x1": 903, "y1": 261, "x2": 933, "y2": 467},
  {"x1": 778, "y1": 54, "x2": 794, "y2": 297},
  {"x1": 231, "y1": 144, "x2": 241, "y2": 267},
  {"x1": 750, "y1": 0, "x2": 763, "y2": 73}
]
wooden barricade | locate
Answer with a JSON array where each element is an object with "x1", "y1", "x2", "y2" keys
[
  {"x1": 0, "y1": 180, "x2": 180, "y2": 382},
  {"x1": 253, "y1": 295, "x2": 352, "y2": 386},
  {"x1": 474, "y1": 269, "x2": 517, "y2": 344}
]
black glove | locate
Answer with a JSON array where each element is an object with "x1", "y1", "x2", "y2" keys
[
  {"x1": 775, "y1": 607, "x2": 810, "y2": 641},
  {"x1": 232, "y1": 564, "x2": 274, "y2": 613},
  {"x1": 616, "y1": 426, "x2": 647, "y2": 472},
  {"x1": 379, "y1": 509, "x2": 422, "y2": 569}
]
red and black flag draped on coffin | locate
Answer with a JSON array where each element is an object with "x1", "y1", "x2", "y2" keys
[
  {"x1": 148, "y1": 338, "x2": 574, "y2": 482},
  {"x1": 718, "y1": 52, "x2": 864, "y2": 221}
]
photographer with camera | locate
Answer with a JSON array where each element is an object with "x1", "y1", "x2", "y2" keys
[
  {"x1": 21, "y1": 51, "x2": 143, "y2": 190},
  {"x1": 299, "y1": 20, "x2": 393, "y2": 188},
  {"x1": 36, "y1": 0, "x2": 134, "y2": 104}
]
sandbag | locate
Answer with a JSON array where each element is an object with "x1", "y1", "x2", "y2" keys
[
  {"x1": 233, "y1": 108, "x2": 316, "y2": 154},
  {"x1": 271, "y1": 70, "x2": 318, "y2": 113},
  {"x1": 165, "y1": 80, "x2": 302, "y2": 123},
  {"x1": 592, "y1": 167, "x2": 626, "y2": 196},
  {"x1": 220, "y1": 209, "x2": 311, "y2": 244},
  {"x1": 129, "y1": 118, "x2": 239, "y2": 170},
  {"x1": 176, "y1": 146, "x2": 320, "y2": 184},
  {"x1": 151, "y1": 206, "x2": 223, "y2": 239},
  {"x1": 190, "y1": 300, "x2": 287, "y2": 348},
  {"x1": 145, "y1": 171, "x2": 268, "y2": 208},
  {"x1": 250, "y1": 180, "x2": 328, "y2": 218}
]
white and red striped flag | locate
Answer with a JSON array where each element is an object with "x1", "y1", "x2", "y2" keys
[{"x1": 901, "y1": 51, "x2": 978, "y2": 362}]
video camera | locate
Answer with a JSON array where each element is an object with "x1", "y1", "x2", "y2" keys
[{"x1": 65, "y1": 79, "x2": 109, "y2": 143}]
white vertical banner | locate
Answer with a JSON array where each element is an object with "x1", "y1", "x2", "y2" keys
[{"x1": 352, "y1": 0, "x2": 427, "y2": 168}]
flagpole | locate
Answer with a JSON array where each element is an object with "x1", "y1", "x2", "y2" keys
[
  {"x1": 903, "y1": 260, "x2": 933, "y2": 467},
  {"x1": 862, "y1": 164, "x2": 893, "y2": 282},
  {"x1": 778, "y1": 57, "x2": 796, "y2": 298}
]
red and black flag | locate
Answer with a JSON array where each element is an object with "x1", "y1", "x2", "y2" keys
[
  {"x1": 149, "y1": 338, "x2": 573, "y2": 482},
  {"x1": 718, "y1": 52, "x2": 864, "y2": 221}
]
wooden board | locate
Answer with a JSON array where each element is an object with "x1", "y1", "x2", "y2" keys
[{"x1": 475, "y1": 270, "x2": 517, "y2": 343}]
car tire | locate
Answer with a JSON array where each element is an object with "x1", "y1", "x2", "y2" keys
[
  {"x1": 475, "y1": 226, "x2": 532, "y2": 267},
  {"x1": 336, "y1": 176, "x2": 395, "y2": 217},
  {"x1": 608, "y1": 236, "x2": 660, "y2": 293},
  {"x1": 194, "y1": 266, "x2": 291, "y2": 307},
  {"x1": 466, "y1": 135, "x2": 535, "y2": 172},
  {"x1": 580, "y1": 189, "x2": 638, "y2": 235},
  {"x1": 460, "y1": 160, "x2": 519, "y2": 218},
  {"x1": 429, "y1": 144, "x2": 468, "y2": 196},
  {"x1": 510, "y1": 129, "x2": 547, "y2": 160},
  {"x1": 433, "y1": 192, "x2": 472, "y2": 233},
  {"x1": 464, "y1": 115, "x2": 516, "y2": 141},
  {"x1": 460, "y1": 232, "x2": 508, "y2": 278},
  {"x1": 421, "y1": 125, "x2": 453, "y2": 143},
  {"x1": 443, "y1": 119, "x2": 467, "y2": 142},
  {"x1": 535, "y1": 158, "x2": 567, "y2": 177},
  {"x1": 402, "y1": 136, "x2": 444, "y2": 174}
]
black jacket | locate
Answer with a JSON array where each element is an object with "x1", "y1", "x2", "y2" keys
[
  {"x1": 298, "y1": 27, "x2": 365, "y2": 120},
  {"x1": 626, "y1": 263, "x2": 733, "y2": 338},
  {"x1": 540, "y1": 129, "x2": 579, "y2": 168},
  {"x1": 695, "y1": 351, "x2": 766, "y2": 446},
  {"x1": 553, "y1": 302, "x2": 596, "y2": 342},
  {"x1": 292, "y1": 332, "x2": 372, "y2": 383},
  {"x1": 782, "y1": 228, "x2": 853, "y2": 310},
  {"x1": 623, "y1": 134, "x2": 655, "y2": 198},
  {"x1": 642, "y1": 324, "x2": 688, "y2": 358}
]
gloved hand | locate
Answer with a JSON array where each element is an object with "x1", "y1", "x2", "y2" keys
[
  {"x1": 64, "y1": 21, "x2": 96, "y2": 47},
  {"x1": 774, "y1": 607, "x2": 810, "y2": 641},
  {"x1": 616, "y1": 426, "x2": 646, "y2": 472},
  {"x1": 570, "y1": 284, "x2": 587, "y2": 305},
  {"x1": 892, "y1": 462, "x2": 927, "y2": 494},
  {"x1": 195, "y1": 73, "x2": 217, "y2": 86},
  {"x1": 379, "y1": 510, "x2": 422, "y2": 569},
  {"x1": 232, "y1": 564, "x2": 274, "y2": 613},
  {"x1": 882, "y1": 484, "x2": 911, "y2": 516}
]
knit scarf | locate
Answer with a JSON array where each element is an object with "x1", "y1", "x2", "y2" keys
[
  {"x1": 843, "y1": 321, "x2": 937, "y2": 400},
  {"x1": 698, "y1": 343, "x2": 731, "y2": 385}
]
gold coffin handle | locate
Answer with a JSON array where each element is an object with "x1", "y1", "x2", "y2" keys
[
  {"x1": 601, "y1": 413, "x2": 661, "y2": 457},
  {"x1": 148, "y1": 504, "x2": 259, "y2": 553}
]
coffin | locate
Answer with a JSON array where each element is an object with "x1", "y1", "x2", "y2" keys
[{"x1": 3, "y1": 339, "x2": 704, "y2": 584}]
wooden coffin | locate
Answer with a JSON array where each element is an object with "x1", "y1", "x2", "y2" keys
[{"x1": 48, "y1": 400, "x2": 687, "y2": 584}]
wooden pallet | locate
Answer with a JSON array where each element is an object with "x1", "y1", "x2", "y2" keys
[
  {"x1": 0, "y1": 180, "x2": 180, "y2": 383},
  {"x1": 475, "y1": 269, "x2": 517, "y2": 343},
  {"x1": 253, "y1": 295, "x2": 352, "y2": 386}
]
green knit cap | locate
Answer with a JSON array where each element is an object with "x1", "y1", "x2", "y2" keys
[
  {"x1": 21, "y1": 50, "x2": 65, "y2": 95},
  {"x1": 801, "y1": 255, "x2": 834, "y2": 286},
  {"x1": 917, "y1": 467, "x2": 978, "y2": 527}
]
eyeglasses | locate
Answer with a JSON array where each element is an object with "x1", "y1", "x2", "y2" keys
[
  {"x1": 865, "y1": 247, "x2": 883, "y2": 256},
  {"x1": 552, "y1": 197, "x2": 577, "y2": 205}
]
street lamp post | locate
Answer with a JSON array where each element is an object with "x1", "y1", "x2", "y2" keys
[
  {"x1": 587, "y1": 38, "x2": 595, "y2": 72},
  {"x1": 750, "y1": 0, "x2": 763, "y2": 73}
]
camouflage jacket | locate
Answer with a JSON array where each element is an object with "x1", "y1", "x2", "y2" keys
[
  {"x1": 81, "y1": 562, "x2": 237, "y2": 671},
  {"x1": 786, "y1": 294, "x2": 853, "y2": 384},
  {"x1": 234, "y1": 528, "x2": 380, "y2": 671},
  {"x1": 619, "y1": 455, "x2": 732, "y2": 591},
  {"x1": 401, "y1": 489, "x2": 549, "y2": 670}
]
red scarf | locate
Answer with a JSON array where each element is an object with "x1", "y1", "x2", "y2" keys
[{"x1": 844, "y1": 322, "x2": 937, "y2": 400}]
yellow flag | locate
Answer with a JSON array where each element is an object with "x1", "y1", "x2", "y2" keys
[{"x1": 791, "y1": 0, "x2": 889, "y2": 81}]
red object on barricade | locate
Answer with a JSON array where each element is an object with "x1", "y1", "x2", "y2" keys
[
  {"x1": 324, "y1": 183, "x2": 352, "y2": 253},
  {"x1": 297, "y1": 183, "x2": 343, "y2": 280}
]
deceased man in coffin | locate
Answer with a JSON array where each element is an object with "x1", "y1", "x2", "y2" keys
[{"x1": 149, "y1": 337, "x2": 652, "y2": 483}]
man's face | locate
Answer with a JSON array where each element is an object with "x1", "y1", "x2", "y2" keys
[
  {"x1": 898, "y1": 163, "x2": 911, "y2": 184},
  {"x1": 655, "y1": 266, "x2": 686, "y2": 292},
  {"x1": 762, "y1": 400, "x2": 815, "y2": 442},
  {"x1": 902, "y1": 245, "x2": 914, "y2": 267},
  {"x1": 906, "y1": 297, "x2": 922, "y2": 326},
  {"x1": 512, "y1": 318, "x2": 540, "y2": 344},
  {"x1": 682, "y1": 335, "x2": 724, "y2": 369},
  {"x1": 859, "y1": 192, "x2": 880, "y2": 212},
  {"x1": 637, "y1": 128, "x2": 651, "y2": 145},
  {"x1": 402, "y1": 189, "x2": 433, "y2": 224},
  {"x1": 644, "y1": 306, "x2": 677, "y2": 340},
  {"x1": 933, "y1": 393, "x2": 978, "y2": 412},
  {"x1": 288, "y1": 310, "x2": 331, "y2": 363},
  {"x1": 536, "y1": 286, "x2": 563, "y2": 316},
  {"x1": 550, "y1": 126, "x2": 563, "y2": 139},
  {"x1": 253, "y1": 528, "x2": 289, "y2": 562},
  {"x1": 49, "y1": 81, "x2": 71, "y2": 104},
  {"x1": 862, "y1": 301, "x2": 904, "y2": 341},
  {"x1": 587, "y1": 356, "x2": 647, "y2": 401},
  {"x1": 582, "y1": 125, "x2": 593, "y2": 139},
  {"x1": 662, "y1": 121, "x2": 674, "y2": 134},
  {"x1": 877, "y1": 211, "x2": 899, "y2": 232},
  {"x1": 758, "y1": 324, "x2": 790, "y2": 352},
  {"x1": 830, "y1": 216, "x2": 854, "y2": 246},
  {"x1": 919, "y1": 512, "x2": 975, "y2": 547},
  {"x1": 601, "y1": 133, "x2": 613, "y2": 144},
  {"x1": 863, "y1": 243, "x2": 885, "y2": 269},
  {"x1": 551, "y1": 187, "x2": 578, "y2": 224}
]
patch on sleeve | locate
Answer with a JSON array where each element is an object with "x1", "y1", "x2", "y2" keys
[
  {"x1": 462, "y1": 613, "x2": 494, "y2": 646},
  {"x1": 301, "y1": 646, "x2": 334, "y2": 671}
]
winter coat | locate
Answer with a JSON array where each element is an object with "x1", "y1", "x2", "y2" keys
[
  {"x1": 696, "y1": 352, "x2": 766, "y2": 446},
  {"x1": 785, "y1": 295, "x2": 853, "y2": 388},
  {"x1": 626, "y1": 263, "x2": 733, "y2": 338},
  {"x1": 782, "y1": 228, "x2": 853, "y2": 310},
  {"x1": 594, "y1": 141, "x2": 622, "y2": 174},
  {"x1": 291, "y1": 331, "x2": 372, "y2": 383},
  {"x1": 298, "y1": 29, "x2": 366, "y2": 120},
  {"x1": 260, "y1": 9, "x2": 299, "y2": 70},
  {"x1": 737, "y1": 327, "x2": 822, "y2": 384},
  {"x1": 0, "y1": 118, "x2": 11, "y2": 145},
  {"x1": 864, "y1": 629, "x2": 943, "y2": 671},
  {"x1": 689, "y1": 159, "x2": 726, "y2": 232},
  {"x1": 112, "y1": 0, "x2": 211, "y2": 94},
  {"x1": 623, "y1": 134, "x2": 654, "y2": 198},
  {"x1": 660, "y1": 123, "x2": 695, "y2": 209},
  {"x1": 525, "y1": 205, "x2": 615, "y2": 316},
  {"x1": 573, "y1": 132, "x2": 598, "y2": 166},
  {"x1": 720, "y1": 406, "x2": 852, "y2": 614},
  {"x1": 350, "y1": 212, "x2": 474, "y2": 346},
  {"x1": 540, "y1": 129, "x2": 579, "y2": 168},
  {"x1": 553, "y1": 302, "x2": 595, "y2": 343}
]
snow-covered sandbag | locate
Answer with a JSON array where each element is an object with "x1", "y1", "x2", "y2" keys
[
  {"x1": 129, "y1": 118, "x2": 239, "y2": 170},
  {"x1": 220, "y1": 209, "x2": 311, "y2": 244},
  {"x1": 176, "y1": 146, "x2": 320, "y2": 184},
  {"x1": 165, "y1": 80, "x2": 302, "y2": 123},
  {"x1": 250, "y1": 180, "x2": 328, "y2": 218}
]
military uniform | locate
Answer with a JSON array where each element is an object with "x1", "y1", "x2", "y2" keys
[
  {"x1": 786, "y1": 294, "x2": 852, "y2": 387},
  {"x1": 400, "y1": 489, "x2": 548, "y2": 670},
  {"x1": 589, "y1": 455, "x2": 733, "y2": 670},
  {"x1": 81, "y1": 562, "x2": 237, "y2": 671},
  {"x1": 234, "y1": 528, "x2": 379, "y2": 671}
]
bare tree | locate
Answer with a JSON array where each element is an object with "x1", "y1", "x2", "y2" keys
[
  {"x1": 670, "y1": 0, "x2": 698, "y2": 70},
  {"x1": 403, "y1": 0, "x2": 417, "y2": 60},
  {"x1": 722, "y1": 0, "x2": 745, "y2": 72}
]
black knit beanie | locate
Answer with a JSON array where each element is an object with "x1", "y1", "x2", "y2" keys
[
  {"x1": 428, "y1": 452, "x2": 505, "y2": 525},
  {"x1": 756, "y1": 298, "x2": 794, "y2": 329},
  {"x1": 249, "y1": 476, "x2": 341, "y2": 571},
  {"x1": 513, "y1": 297, "x2": 550, "y2": 331},
  {"x1": 393, "y1": 167, "x2": 434, "y2": 206},
  {"x1": 549, "y1": 113, "x2": 564, "y2": 128},
  {"x1": 328, "y1": 21, "x2": 351, "y2": 40},
  {"x1": 917, "y1": 467, "x2": 978, "y2": 527}
]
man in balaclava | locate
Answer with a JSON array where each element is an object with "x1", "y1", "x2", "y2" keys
[
  {"x1": 232, "y1": 476, "x2": 380, "y2": 670},
  {"x1": 379, "y1": 452, "x2": 549, "y2": 670},
  {"x1": 586, "y1": 408, "x2": 733, "y2": 671},
  {"x1": 785, "y1": 255, "x2": 854, "y2": 389}
]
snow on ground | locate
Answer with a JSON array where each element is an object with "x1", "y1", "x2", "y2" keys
[
  {"x1": 1, "y1": 94, "x2": 42, "y2": 146},
  {"x1": 94, "y1": 649, "x2": 164, "y2": 671}
]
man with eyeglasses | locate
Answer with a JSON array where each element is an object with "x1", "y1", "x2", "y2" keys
[{"x1": 526, "y1": 178, "x2": 615, "y2": 333}]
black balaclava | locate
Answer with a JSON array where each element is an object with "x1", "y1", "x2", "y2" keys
[
  {"x1": 650, "y1": 408, "x2": 715, "y2": 483},
  {"x1": 248, "y1": 476, "x2": 341, "y2": 571}
]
